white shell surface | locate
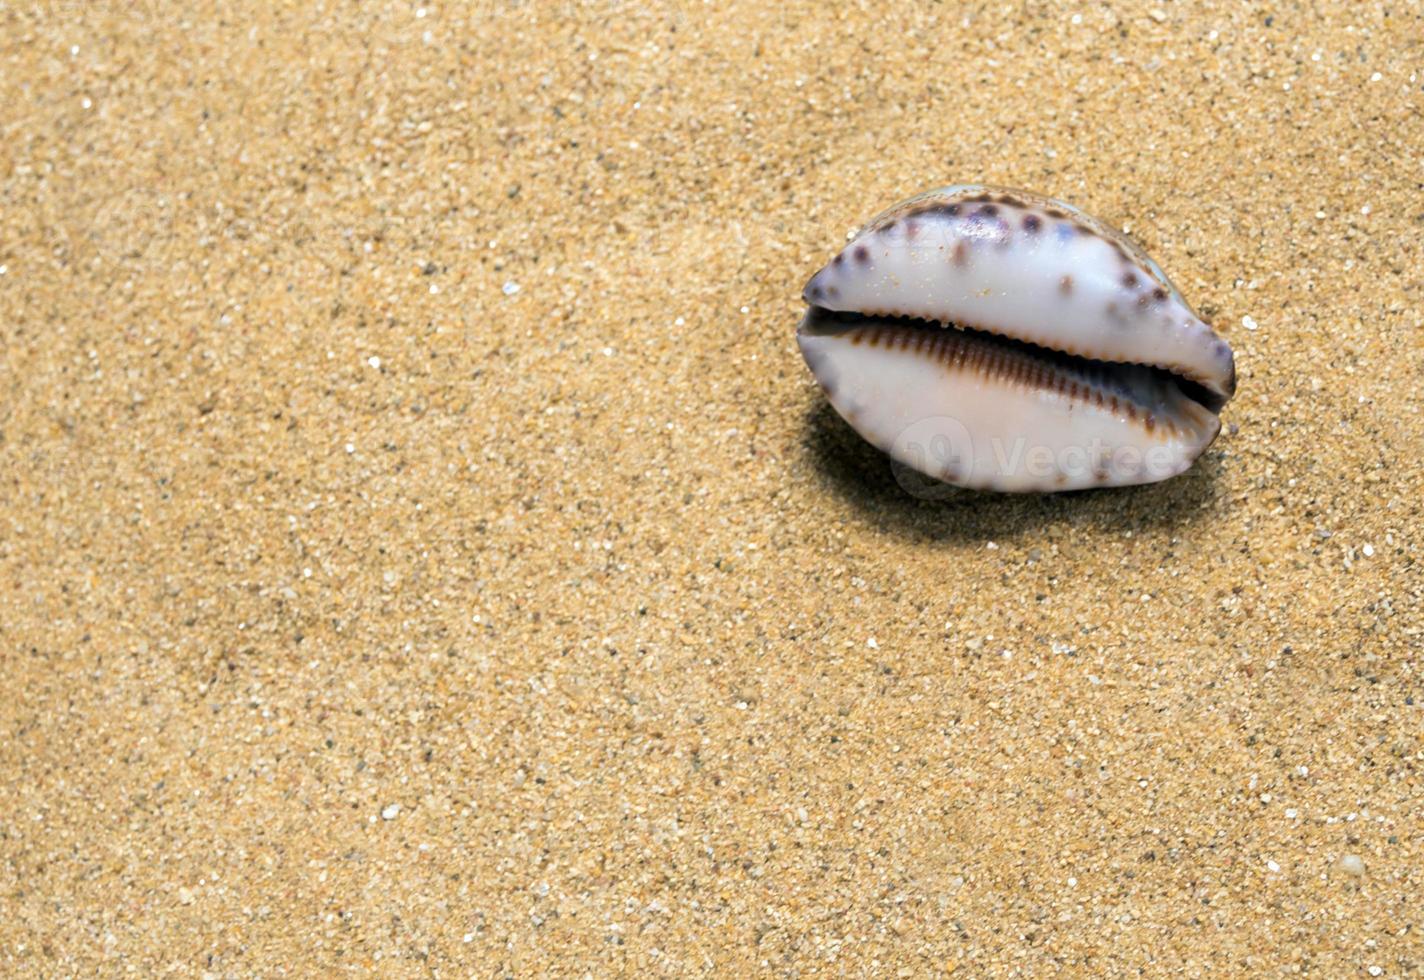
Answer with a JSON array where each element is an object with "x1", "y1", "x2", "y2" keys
[
  {"x1": 798, "y1": 312, "x2": 1220, "y2": 492},
  {"x1": 803, "y1": 185, "x2": 1235, "y2": 399}
]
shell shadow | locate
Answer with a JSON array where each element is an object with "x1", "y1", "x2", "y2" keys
[{"x1": 800, "y1": 399, "x2": 1226, "y2": 546}]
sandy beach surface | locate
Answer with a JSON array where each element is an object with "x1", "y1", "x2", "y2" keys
[{"x1": 2, "y1": 1, "x2": 1421, "y2": 974}]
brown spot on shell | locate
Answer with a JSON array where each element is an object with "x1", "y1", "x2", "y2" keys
[
  {"x1": 853, "y1": 245, "x2": 870, "y2": 264},
  {"x1": 1122, "y1": 271, "x2": 1139, "y2": 289},
  {"x1": 952, "y1": 241, "x2": 969, "y2": 267},
  {"x1": 978, "y1": 204, "x2": 999, "y2": 218},
  {"x1": 1152, "y1": 287, "x2": 1168, "y2": 302},
  {"x1": 910, "y1": 202, "x2": 963, "y2": 221},
  {"x1": 1022, "y1": 214, "x2": 1042, "y2": 233},
  {"x1": 1046, "y1": 208, "x2": 1067, "y2": 219},
  {"x1": 1059, "y1": 274, "x2": 1073, "y2": 295}
]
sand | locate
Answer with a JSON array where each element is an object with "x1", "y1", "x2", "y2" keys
[{"x1": 2, "y1": 1, "x2": 1421, "y2": 974}]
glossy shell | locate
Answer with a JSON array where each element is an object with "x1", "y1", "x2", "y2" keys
[{"x1": 797, "y1": 185, "x2": 1236, "y2": 492}]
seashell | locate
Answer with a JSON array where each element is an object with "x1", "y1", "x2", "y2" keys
[{"x1": 798, "y1": 184, "x2": 1236, "y2": 492}]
